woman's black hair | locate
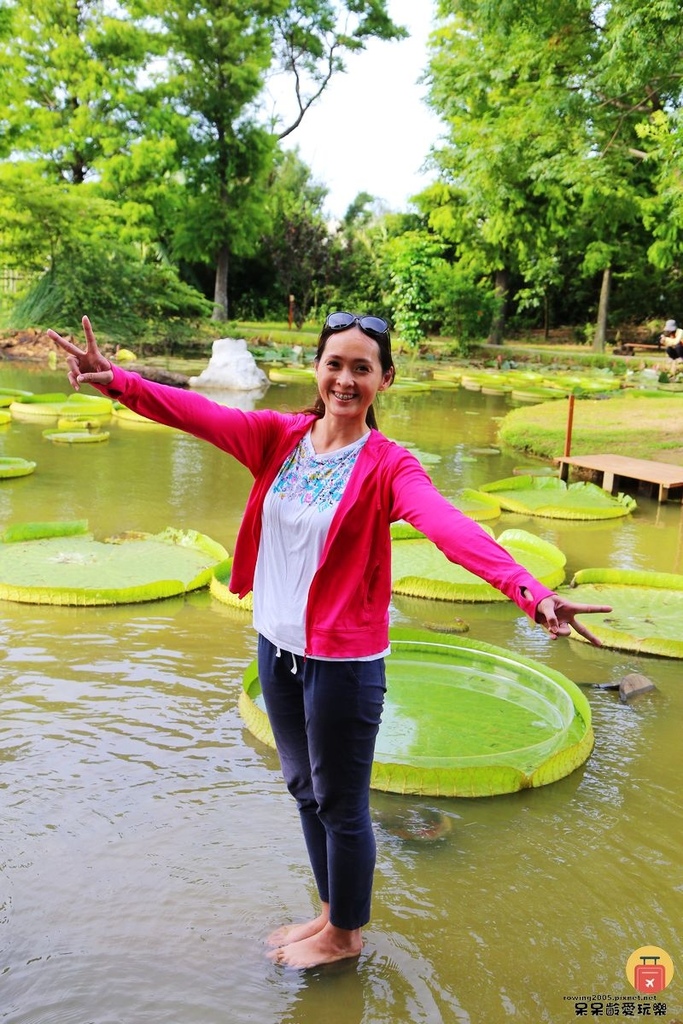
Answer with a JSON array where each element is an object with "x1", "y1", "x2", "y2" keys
[{"x1": 302, "y1": 317, "x2": 395, "y2": 430}]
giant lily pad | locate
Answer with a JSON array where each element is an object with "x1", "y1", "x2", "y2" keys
[
  {"x1": 56, "y1": 393, "x2": 113, "y2": 425},
  {"x1": 0, "y1": 457, "x2": 36, "y2": 479},
  {"x1": 9, "y1": 392, "x2": 112, "y2": 424},
  {"x1": 239, "y1": 628, "x2": 593, "y2": 797},
  {"x1": 209, "y1": 557, "x2": 253, "y2": 611},
  {"x1": 0, "y1": 521, "x2": 228, "y2": 605},
  {"x1": 567, "y1": 568, "x2": 683, "y2": 657},
  {"x1": 391, "y1": 527, "x2": 566, "y2": 601},
  {"x1": 10, "y1": 392, "x2": 67, "y2": 404},
  {"x1": 389, "y1": 378, "x2": 431, "y2": 393},
  {"x1": 43, "y1": 429, "x2": 110, "y2": 443},
  {"x1": 267, "y1": 366, "x2": 316, "y2": 384},
  {"x1": 472, "y1": 475, "x2": 637, "y2": 519},
  {"x1": 112, "y1": 402, "x2": 172, "y2": 427},
  {"x1": 60, "y1": 392, "x2": 113, "y2": 411},
  {"x1": 0, "y1": 387, "x2": 33, "y2": 401},
  {"x1": 9, "y1": 397, "x2": 68, "y2": 422},
  {"x1": 452, "y1": 488, "x2": 502, "y2": 521},
  {"x1": 391, "y1": 440, "x2": 442, "y2": 467},
  {"x1": 391, "y1": 490, "x2": 501, "y2": 535},
  {"x1": 552, "y1": 374, "x2": 621, "y2": 395},
  {"x1": 511, "y1": 386, "x2": 567, "y2": 403},
  {"x1": 431, "y1": 369, "x2": 462, "y2": 384}
]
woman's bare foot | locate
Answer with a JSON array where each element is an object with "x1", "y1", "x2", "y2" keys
[
  {"x1": 267, "y1": 910, "x2": 329, "y2": 948},
  {"x1": 268, "y1": 922, "x2": 363, "y2": 969}
]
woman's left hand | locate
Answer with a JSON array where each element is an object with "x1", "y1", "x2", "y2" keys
[{"x1": 535, "y1": 594, "x2": 612, "y2": 647}]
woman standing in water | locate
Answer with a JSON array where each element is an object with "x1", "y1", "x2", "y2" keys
[{"x1": 49, "y1": 313, "x2": 610, "y2": 970}]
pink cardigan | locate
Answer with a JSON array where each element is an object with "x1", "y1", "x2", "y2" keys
[{"x1": 100, "y1": 367, "x2": 554, "y2": 658}]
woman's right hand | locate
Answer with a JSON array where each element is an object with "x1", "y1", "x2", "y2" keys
[{"x1": 47, "y1": 315, "x2": 114, "y2": 391}]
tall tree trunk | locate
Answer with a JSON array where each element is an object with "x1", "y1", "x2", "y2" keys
[
  {"x1": 593, "y1": 267, "x2": 611, "y2": 352},
  {"x1": 487, "y1": 268, "x2": 510, "y2": 345},
  {"x1": 212, "y1": 244, "x2": 229, "y2": 321}
]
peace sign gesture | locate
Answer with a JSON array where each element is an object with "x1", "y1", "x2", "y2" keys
[
  {"x1": 47, "y1": 315, "x2": 114, "y2": 391},
  {"x1": 535, "y1": 593, "x2": 612, "y2": 647}
]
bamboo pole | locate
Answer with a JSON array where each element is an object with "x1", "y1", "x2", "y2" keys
[{"x1": 564, "y1": 394, "x2": 575, "y2": 457}]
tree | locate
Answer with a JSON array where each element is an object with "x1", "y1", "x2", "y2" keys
[
  {"x1": 426, "y1": 0, "x2": 683, "y2": 346},
  {"x1": 271, "y1": 2, "x2": 406, "y2": 140},
  {"x1": 0, "y1": 162, "x2": 209, "y2": 336},
  {"x1": 384, "y1": 229, "x2": 445, "y2": 347},
  {"x1": 0, "y1": 0, "x2": 150, "y2": 183},
  {"x1": 262, "y1": 148, "x2": 333, "y2": 324},
  {"x1": 324, "y1": 193, "x2": 393, "y2": 318},
  {"x1": 425, "y1": 2, "x2": 600, "y2": 342},
  {"x1": 114, "y1": 0, "x2": 406, "y2": 320},
  {"x1": 1, "y1": 0, "x2": 405, "y2": 323}
]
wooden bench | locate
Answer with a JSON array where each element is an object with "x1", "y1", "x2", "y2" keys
[{"x1": 556, "y1": 454, "x2": 683, "y2": 503}]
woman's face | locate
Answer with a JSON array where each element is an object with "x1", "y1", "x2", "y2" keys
[{"x1": 315, "y1": 327, "x2": 393, "y2": 424}]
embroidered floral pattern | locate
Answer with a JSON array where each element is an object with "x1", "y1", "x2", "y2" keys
[{"x1": 272, "y1": 434, "x2": 366, "y2": 512}]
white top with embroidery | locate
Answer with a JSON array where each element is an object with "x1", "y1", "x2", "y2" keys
[{"x1": 253, "y1": 428, "x2": 371, "y2": 658}]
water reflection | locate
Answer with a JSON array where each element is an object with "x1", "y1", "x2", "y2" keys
[
  {"x1": 2, "y1": 364, "x2": 683, "y2": 1022},
  {"x1": 278, "y1": 960, "x2": 368, "y2": 1024},
  {"x1": 191, "y1": 384, "x2": 270, "y2": 410}
]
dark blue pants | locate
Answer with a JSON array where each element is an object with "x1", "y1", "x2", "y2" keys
[{"x1": 257, "y1": 635, "x2": 386, "y2": 930}]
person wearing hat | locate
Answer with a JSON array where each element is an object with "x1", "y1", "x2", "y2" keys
[{"x1": 660, "y1": 319, "x2": 683, "y2": 360}]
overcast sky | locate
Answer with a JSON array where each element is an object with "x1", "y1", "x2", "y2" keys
[{"x1": 269, "y1": 0, "x2": 444, "y2": 221}]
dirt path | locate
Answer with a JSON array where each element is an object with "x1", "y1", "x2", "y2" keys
[{"x1": 1, "y1": 329, "x2": 62, "y2": 361}]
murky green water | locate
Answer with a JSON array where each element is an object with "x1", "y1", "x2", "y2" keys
[{"x1": 1, "y1": 364, "x2": 682, "y2": 1023}]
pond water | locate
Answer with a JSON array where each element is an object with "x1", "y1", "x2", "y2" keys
[{"x1": 1, "y1": 364, "x2": 682, "y2": 1024}]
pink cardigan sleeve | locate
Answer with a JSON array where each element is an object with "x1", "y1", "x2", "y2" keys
[
  {"x1": 387, "y1": 446, "x2": 554, "y2": 620},
  {"x1": 99, "y1": 365, "x2": 283, "y2": 473}
]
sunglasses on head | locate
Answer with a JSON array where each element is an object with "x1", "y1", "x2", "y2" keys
[{"x1": 324, "y1": 311, "x2": 389, "y2": 336}]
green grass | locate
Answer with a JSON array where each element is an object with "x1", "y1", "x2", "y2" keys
[{"x1": 499, "y1": 393, "x2": 683, "y2": 461}]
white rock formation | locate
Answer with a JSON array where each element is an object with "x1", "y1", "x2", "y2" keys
[{"x1": 189, "y1": 337, "x2": 269, "y2": 391}]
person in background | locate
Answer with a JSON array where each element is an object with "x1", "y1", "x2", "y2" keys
[
  {"x1": 48, "y1": 313, "x2": 611, "y2": 971},
  {"x1": 660, "y1": 319, "x2": 683, "y2": 361}
]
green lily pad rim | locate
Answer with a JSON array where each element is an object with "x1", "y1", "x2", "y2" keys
[
  {"x1": 0, "y1": 387, "x2": 34, "y2": 398},
  {"x1": 239, "y1": 627, "x2": 594, "y2": 797},
  {"x1": 1, "y1": 520, "x2": 90, "y2": 543},
  {"x1": 572, "y1": 567, "x2": 683, "y2": 590},
  {"x1": 42, "y1": 430, "x2": 111, "y2": 443},
  {"x1": 209, "y1": 556, "x2": 253, "y2": 611},
  {"x1": 10, "y1": 392, "x2": 68, "y2": 405}
]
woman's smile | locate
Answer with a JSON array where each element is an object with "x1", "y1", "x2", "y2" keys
[{"x1": 315, "y1": 327, "x2": 392, "y2": 427}]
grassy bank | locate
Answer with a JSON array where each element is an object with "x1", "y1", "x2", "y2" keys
[{"x1": 499, "y1": 392, "x2": 683, "y2": 462}]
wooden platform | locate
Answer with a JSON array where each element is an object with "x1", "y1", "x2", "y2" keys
[{"x1": 556, "y1": 454, "x2": 683, "y2": 502}]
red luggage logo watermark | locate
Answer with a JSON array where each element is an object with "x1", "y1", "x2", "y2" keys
[{"x1": 626, "y1": 945, "x2": 674, "y2": 994}]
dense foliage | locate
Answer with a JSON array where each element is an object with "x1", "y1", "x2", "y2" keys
[
  {"x1": 3, "y1": 0, "x2": 683, "y2": 349},
  {"x1": 424, "y1": 0, "x2": 683, "y2": 345}
]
